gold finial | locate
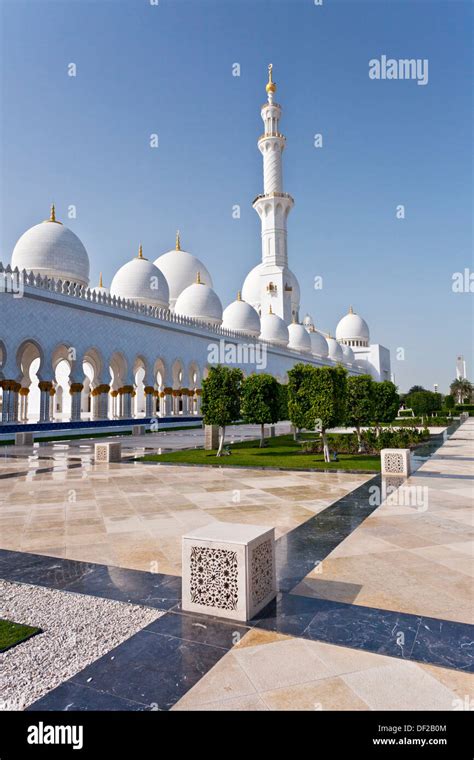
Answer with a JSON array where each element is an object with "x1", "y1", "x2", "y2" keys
[
  {"x1": 268, "y1": 304, "x2": 273, "y2": 314},
  {"x1": 45, "y1": 203, "x2": 62, "y2": 224},
  {"x1": 196, "y1": 270, "x2": 201, "y2": 284},
  {"x1": 266, "y1": 63, "x2": 276, "y2": 94},
  {"x1": 99, "y1": 272, "x2": 103, "y2": 288},
  {"x1": 349, "y1": 305, "x2": 354, "y2": 314},
  {"x1": 237, "y1": 290, "x2": 242, "y2": 301},
  {"x1": 292, "y1": 313, "x2": 297, "y2": 324},
  {"x1": 138, "y1": 244, "x2": 143, "y2": 259},
  {"x1": 175, "y1": 230, "x2": 181, "y2": 251}
]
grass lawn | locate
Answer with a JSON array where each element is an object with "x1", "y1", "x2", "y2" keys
[
  {"x1": 0, "y1": 619, "x2": 40, "y2": 652},
  {"x1": 140, "y1": 433, "x2": 381, "y2": 472}
]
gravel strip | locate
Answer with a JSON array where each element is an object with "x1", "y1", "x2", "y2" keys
[{"x1": 0, "y1": 580, "x2": 164, "y2": 710}]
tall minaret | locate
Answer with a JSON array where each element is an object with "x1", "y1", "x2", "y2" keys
[{"x1": 253, "y1": 64, "x2": 295, "y2": 322}]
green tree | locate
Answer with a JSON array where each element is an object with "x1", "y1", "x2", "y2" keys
[
  {"x1": 310, "y1": 365, "x2": 348, "y2": 462},
  {"x1": 345, "y1": 374, "x2": 375, "y2": 452},
  {"x1": 443, "y1": 395, "x2": 455, "y2": 412},
  {"x1": 201, "y1": 365, "x2": 243, "y2": 456},
  {"x1": 241, "y1": 373, "x2": 281, "y2": 447},
  {"x1": 372, "y1": 381, "x2": 399, "y2": 434},
  {"x1": 409, "y1": 390, "x2": 441, "y2": 422},
  {"x1": 287, "y1": 364, "x2": 317, "y2": 439},
  {"x1": 408, "y1": 385, "x2": 425, "y2": 394},
  {"x1": 277, "y1": 382, "x2": 289, "y2": 422}
]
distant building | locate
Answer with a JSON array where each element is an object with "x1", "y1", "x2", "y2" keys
[{"x1": 456, "y1": 356, "x2": 467, "y2": 380}]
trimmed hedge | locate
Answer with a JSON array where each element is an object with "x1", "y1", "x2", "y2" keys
[
  {"x1": 392, "y1": 416, "x2": 453, "y2": 427},
  {"x1": 301, "y1": 427, "x2": 430, "y2": 456}
]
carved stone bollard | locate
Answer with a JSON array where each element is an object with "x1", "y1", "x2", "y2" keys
[
  {"x1": 380, "y1": 448, "x2": 411, "y2": 477},
  {"x1": 182, "y1": 523, "x2": 276, "y2": 621}
]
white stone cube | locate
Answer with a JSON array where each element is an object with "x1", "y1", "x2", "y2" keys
[
  {"x1": 15, "y1": 432, "x2": 34, "y2": 445},
  {"x1": 94, "y1": 441, "x2": 122, "y2": 463},
  {"x1": 381, "y1": 448, "x2": 411, "y2": 477},
  {"x1": 182, "y1": 522, "x2": 276, "y2": 622},
  {"x1": 132, "y1": 425, "x2": 146, "y2": 436}
]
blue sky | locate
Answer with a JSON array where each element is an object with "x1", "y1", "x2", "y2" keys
[{"x1": 1, "y1": 0, "x2": 472, "y2": 392}]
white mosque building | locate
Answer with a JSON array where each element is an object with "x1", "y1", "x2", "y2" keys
[{"x1": 0, "y1": 66, "x2": 390, "y2": 426}]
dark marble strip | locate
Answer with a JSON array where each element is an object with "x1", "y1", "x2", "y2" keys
[
  {"x1": 0, "y1": 549, "x2": 181, "y2": 610},
  {"x1": 253, "y1": 593, "x2": 474, "y2": 672},
  {"x1": 0, "y1": 415, "x2": 201, "y2": 435},
  {"x1": 275, "y1": 475, "x2": 382, "y2": 590},
  {"x1": 27, "y1": 623, "x2": 240, "y2": 712}
]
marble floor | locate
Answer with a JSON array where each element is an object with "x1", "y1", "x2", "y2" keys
[
  {"x1": 1, "y1": 420, "x2": 473, "y2": 711},
  {"x1": 292, "y1": 422, "x2": 474, "y2": 624},
  {"x1": 0, "y1": 425, "x2": 370, "y2": 576},
  {"x1": 172, "y1": 628, "x2": 474, "y2": 711}
]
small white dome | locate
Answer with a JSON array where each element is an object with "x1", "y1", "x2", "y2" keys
[
  {"x1": 154, "y1": 233, "x2": 213, "y2": 308},
  {"x1": 327, "y1": 336, "x2": 344, "y2": 362},
  {"x1": 308, "y1": 327, "x2": 329, "y2": 357},
  {"x1": 288, "y1": 321, "x2": 312, "y2": 353},
  {"x1": 303, "y1": 313, "x2": 314, "y2": 328},
  {"x1": 110, "y1": 246, "x2": 169, "y2": 308},
  {"x1": 174, "y1": 273, "x2": 223, "y2": 325},
  {"x1": 11, "y1": 206, "x2": 90, "y2": 286},
  {"x1": 222, "y1": 295, "x2": 260, "y2": 336},
  {"x1": 91, "y1": 273, "x2": 109, "y2": 297},
  {"x1": 259, "y1": 309, "x2": 289, "y2": 347},
  {"x1": 242, "y1": 263, "x2": 300, "y2": 316},
  {"x1": 336, "y1": 307, "x2": 370, "y2": 345},
  {"x1": 340, "y1": 343, "x2": 355, "y2": 363}
]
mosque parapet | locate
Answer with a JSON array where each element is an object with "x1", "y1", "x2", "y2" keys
[{"x1": 0, "y1": 261, "x2": 259, "y2": 342}]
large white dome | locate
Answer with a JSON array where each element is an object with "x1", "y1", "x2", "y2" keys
[
  {"x1": 222, "y1": 294, "x2": 260, "y2": 336},
  {"x1": 242, "y1": 263, "x2": 300, "y2": 316},
  {"x1": 11, "y1": 206, "x2": 90, "y2": 287},
  {"x1": 340, "y1": 343, "x2": 355, "y2": 363},
  {"x1": 110, "y1": 246, "x2": 169, "y2": 308},
  {"x1": 259, "y1": 308, "x2": 289, "y2": 347},
  {"x1": 308, "y1": 327, "x2": 329, "y2": 358},
  {"x1": 288, "y1": 321, "x2": 311, "y2": 353},
  {"x1": 154, "y1": 233, "x2": 213, "y2": 309},
  {"x1": 174, "y1": 273, "x2": 223, "y2": 325},
  {"x1": 336, "y1": 307, "x2": 370, "y2": 345},
  {"x1": 327, "y1": 336, "x2": 344, "y2": 362}
]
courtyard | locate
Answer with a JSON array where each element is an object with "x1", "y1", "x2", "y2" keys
[{"x1": 0, "y1": 420, "x2": 472, "y2": 711}]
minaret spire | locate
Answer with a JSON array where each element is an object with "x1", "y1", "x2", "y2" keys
[{"x1": 252, "y1": 64, "x2": 295, "y2": 323}]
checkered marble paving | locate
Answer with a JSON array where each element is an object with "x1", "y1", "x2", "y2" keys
[
  {"x1": 172, "y1": 628, "x2": 474, "y2": 711},
  {"x1": 292, "y1": 421, "x2": 474, "y2": 625},
  {"x1": 0, "y1": 431, "x2": 370, "y2": 577}
]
